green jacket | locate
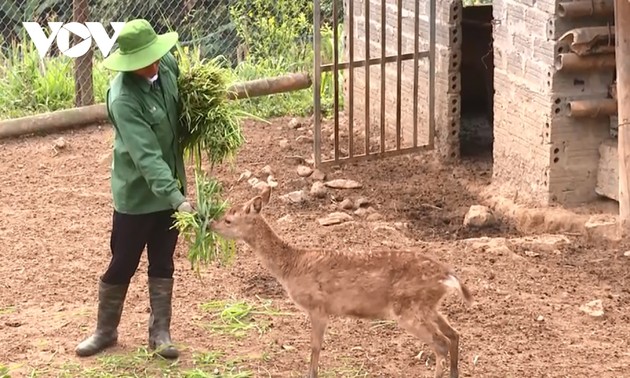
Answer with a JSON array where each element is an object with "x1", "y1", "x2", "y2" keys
[{"x1": 106, "y1": 52, "x2": 187, "y2": 215}]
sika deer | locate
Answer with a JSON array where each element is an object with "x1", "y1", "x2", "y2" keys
[{"x1": 209, "y1": 184, "x2": 473, "y2": 378}]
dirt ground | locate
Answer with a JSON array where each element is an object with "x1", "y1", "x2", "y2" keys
[{"x1": 1, "y1": 116, "x2": 630, "y2": 378}]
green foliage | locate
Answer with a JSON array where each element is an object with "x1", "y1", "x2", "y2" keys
[
  {"x1": 0, "y1": 0, "x2": 345, "y2": 121},
  {"x1": 463, "y1": 0, "x2": 493, "y2": 5},
  {"x1": 228, "y1": 0, "x2": 344, "y2": 118},
  {"x1": 0, "y1": 34, "x2": 113, "y2": 119},
  {"x1": 230, "y1": 0, "x2": 313, "y2": 64}
]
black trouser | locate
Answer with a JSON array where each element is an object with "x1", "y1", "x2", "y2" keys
[{"x1": 101, "y1": 209, "x2": 179, "y2": 285}]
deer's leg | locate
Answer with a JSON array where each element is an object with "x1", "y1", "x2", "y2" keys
[
  {"x1": 397, "y1": 310, "x2": 450, "y2": 378},
  {"x1": 307, "y1": 311, "x2": 329, "y2": 378},
  {"x1": 435, "y1": 313, "x2": 460, "y2": 378}
]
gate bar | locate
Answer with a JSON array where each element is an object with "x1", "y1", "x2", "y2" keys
[
  {"x1": 364, "y1": 0, "x2": 371, "y2": 157},
  {"x1": 380, "y1": 0, "x2": 386, "y2": 154},
  {"x1": 429, "y1": 0, "x2": 436, "y2": 148},
  {"x1": 313, "y1": 0, "x2": 322, "y2": 167},
  {"x1": 413, "y1": 0, "x2": 419, "y2": 147},
  {"x1": 333, "y1": 0, "x2": 340, "y2": 161},
  {"x1": 320, "y1": 52, "x2": 428, "y2": 71},
  {"x1": 348, "y1": 0, "x2": 355, "y2": 158},
  {"x1": 313, "y1": 0, "x2": 435, "y2": 168},
  {"x1": 396, "y1": 0, "x2": 403, "y2": 150}
]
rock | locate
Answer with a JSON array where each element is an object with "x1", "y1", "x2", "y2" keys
[
  {"x1": 524, "y1": 250, "x2": 540, "y2": 258},
  {"x1": 579, "y1": 299, "x2": 604, "y2": 318},
  {"x1": 279, "y1": 139, "x2": 290, "y2": 149},
  {"x1": 296, "y1": 135, "x2": 313, "y2": 144},
  {"x1": 237, "y1": 170, "x2": 252, "y2": 183},
  {"x1": 366, "y1": 213, "x2": 383, "y2": 222},
  {"x1": 310, "y1": 182, "x2": 327, "y2": 198},
  {"x1": 277, "y1": 215, "x2": 292, "y2": 223},
  {"x1": 507, "y1": 234, "x2": 570, "y2": 253},
  {"x1": 247, "y1": 177, "x2": 260, "y2": 187},
  {"x1": 318, "y1": 212, "x2": 353, "y2": 226},
  {"x1": 280, "y1": 190, "x2": 306, "y2": 204},
  {"x1": 394, "y1": 222, "x2": 408, "y2": 230},
  {"x1": 261, "y1": 165, "x2": 273, "y2": 176},
  {"x1": 53, "y1": 137, "x2": 66, "y2": 149},
  {"x1": 285, "y1": 156, "x2": 307, "y2": 165},
  {"x1": 339, "y1": 198, "x2": 354, "y2": 210},
  {"x1": 297, "y1": 165, "x2": 313, "y2": 177},
  {"x1": 99, "y1": 152, "x2": 112, "y2": 167},
  {"x1": 624, "y1": 251, "x2": 630, "y2": 257},
  {"x1": 288, "y1": 118, "x2": 302, "y2": 129},
  {"x1": 463, "y1": 205, "x2": 496, "y2": 228},
  {"x1": 585, "y1": 215, "x2": 620, "y2": 241},
  {"x1": 536, "y1": 315, "x2": 545, "y2": 322},
  {"x1": 266, "y1": 175, "x2": 278, "y2": 188},
  {"x1": 355, "y1": 197, "x2": 369, "y2": 208},
  {"x1": 354, "y1": 208, "x2": 368, "y2": 218},
  {"x1": 324, "y1": 179, "x2": 362, "y2": 189},
  {"x1": 311, "y1": 169, "x2": 326, "y2": 181}
]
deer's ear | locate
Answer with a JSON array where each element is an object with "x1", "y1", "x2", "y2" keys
[
  {"x1": 250, "y1": 196, "x2": 263, "y2": 213},
  {"x1": 260, "y1": 184, "x2": 271, "y2": 205}
]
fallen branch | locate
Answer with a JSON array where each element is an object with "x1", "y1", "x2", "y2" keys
[
  {"x1": 0, "y1": 72, "x2": 312, "y2": 140},
  {"x1": 567, "y1": 98, "x2": 617, "y2": 118}
]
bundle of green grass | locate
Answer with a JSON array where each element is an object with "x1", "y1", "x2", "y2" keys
[{"x1": 172, "y1": 53, "x2": 246, "y2": 274}]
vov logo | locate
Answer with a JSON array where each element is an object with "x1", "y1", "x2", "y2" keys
[{"x1": 22, "y1": 22, "x2": 126, "y2": 59}]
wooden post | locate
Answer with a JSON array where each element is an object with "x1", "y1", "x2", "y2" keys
[
  {"x1": 73, "y1": 0, "x2": 94, "y2": 107},
  {"x1": 615, "y1": 0, "x2": 630, "y2": 236}
]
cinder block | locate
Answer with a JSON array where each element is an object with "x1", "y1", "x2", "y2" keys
[
  {"x1": 551, "y1": 72, "x2": 615, "y2": 97},
  {"x1": 548, "y1": 17, "x2": 612, "y2": 41},
  {"x1": 548, "y1": 116, "x2": 611, "y2": 146},
  {"x1": 532, "y1": 37, "x2": 558, "y2": 65},
  {"x1": 513, "y1": 32, "x2": 533, "y2": 56},
  {"x1": 595, "y1": 138, "x2": 619, "y2": 201},
  {"x1": 523, "y1": 59, "x2": 554, "y2": 93},
  {"x1": 524, "y1": 6, "x2": 556, "y2": 36},
  {"x1": 533, "y1": 0, "x2": 559, "y2": 14}
]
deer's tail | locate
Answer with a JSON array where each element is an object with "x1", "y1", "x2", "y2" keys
[{"x1": 441, "y1": 273, "x2": 474, "y2": 307}]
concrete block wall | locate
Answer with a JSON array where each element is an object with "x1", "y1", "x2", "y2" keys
[
  {"x1": 342, "y1": 0, "x2": 462, "y2": 160},
  {"x1": 492, "y1": 0, "x2": 613, "y2": 206}
]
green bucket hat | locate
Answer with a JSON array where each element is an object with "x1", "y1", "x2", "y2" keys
[{"x1": 102, "y1": 19, "x2": 178, "y2": 72}]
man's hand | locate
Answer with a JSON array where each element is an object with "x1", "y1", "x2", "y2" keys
[{"x1": 177, "y1": 201, "x2": 194, "y2": 213}]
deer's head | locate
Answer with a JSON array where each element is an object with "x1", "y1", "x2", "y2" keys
[{"x1": 208, "y1": 184, "x2": 272, "y2": 241}]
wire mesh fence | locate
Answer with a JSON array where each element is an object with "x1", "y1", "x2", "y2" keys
[{"x1": 0, "y1": 0, "x2": 343, "y2": 120}]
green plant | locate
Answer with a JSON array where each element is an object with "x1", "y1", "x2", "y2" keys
[
  {"x1": 0, "y1": 34, "x2": 114, "y2": 119},
  {"x1": 0, "y1": 0, "x2": 346, "y2": 122}
]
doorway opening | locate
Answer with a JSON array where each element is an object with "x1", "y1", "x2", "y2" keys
[{"x1": 459, "y1": 5, "x2": 494, "y2": 159}]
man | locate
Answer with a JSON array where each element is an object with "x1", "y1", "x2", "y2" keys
[{"x1": 75, "y1": 19, "x2": 193, "y2": 359}]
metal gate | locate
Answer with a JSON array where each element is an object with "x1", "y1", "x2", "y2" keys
[{"x1": 312, "y1": 0, "x2": 436, "y2": 167}]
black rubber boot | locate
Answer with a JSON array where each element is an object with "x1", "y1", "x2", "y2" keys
[
  {"x1": 148, "y1": 277, "x2": 179, "y2": 359},
  {"x1": 75, "y1": 280, "x2": 129, "y2": 357}
]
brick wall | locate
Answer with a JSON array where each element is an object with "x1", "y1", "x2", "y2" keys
[
  {"x1": 492, "y1": 0, "x2": 613, "y2": 206},
  {"x1": 344, "y1": 0, "x2": 614, "y2": 207},
  {"x1": 343, "y1": 0, "x2": 461, "y2": 160}
]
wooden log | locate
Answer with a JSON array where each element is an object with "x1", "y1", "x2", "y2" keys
[
  {"x1": 614, "y1": 0, "x2": 630, "y2": 234},
  {"x1": 558, "y1": 0, "x2": 614, "y2": 18},
  {"x1": 73, "y1": 0, "x2": 94, "y2": 107},
  {"x1": 567, "y1": 98, "x2": 617, "y2": 117},
  {"x1": 559, "y1": 26, "x2": 616, "y2": 56},
  {"x1": 0, "y1": 104, "x2": 108, "y2": 139},
  {"x1": 596, "y1": 138, "x2": 619, "y2": 201},
  {"x1": 610, "y1": 80, "x2": 618, "y2": 99},
  {"x1": 227, "y1": 72, "x2": 312, "y2": 100},
  {"x1": 0, "y1": 72, "x2": 313, "y2": 139},
  {"x1": 554, "y1": 52, "x2": 616, "y2": 71}
]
